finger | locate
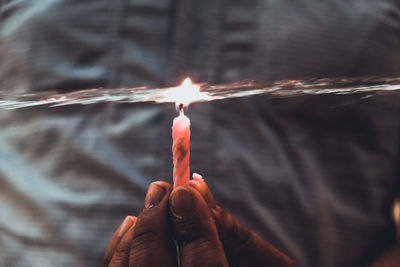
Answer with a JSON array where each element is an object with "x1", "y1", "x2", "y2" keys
[
  {"x1": 129, "y1": 181, "x2": 177, "y2": 267},
  {"x1": 189, "y1": 178, "x2": 295, "y2": 267},
  {"x1": 103, "y1": 216, "x2": 137, "y2": 267},
  {"x1": 109, "y1": 220, "x2": 137, "y2": 267},
  {"x1": 189, "y1": 174, "x2": 216, "y2": 210},
  {"x1": 212, "y1": 206, "x2": 295, "y2": 267},
  {"x1": 170, "y1": 186, "x2": 229, "y2": 267}
]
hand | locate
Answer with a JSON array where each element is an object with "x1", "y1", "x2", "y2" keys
[
  {"x1": 103, "y1": 181, "x2": 177, "y2": 267},
  {"x1": 186, "y1": 177, "x2": 295, "y2": 267},
  {"x1": 103, "y1": 179, "x2": 295, "y2": 267}
]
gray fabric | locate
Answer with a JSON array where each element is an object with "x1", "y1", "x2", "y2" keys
[{"x1": 0, "y1": 0, "x2": 400, "y2": 266}]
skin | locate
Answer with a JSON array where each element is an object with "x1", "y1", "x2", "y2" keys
[
  {"x1": 369, "y1": 245, "x2": 400, "y2": 267},
  {"x1": 103, "y1": 179, "x2": 295, "y2": 267},
  {"x1": 187, "y1": 178, "x2": 295, "y2": 267}
]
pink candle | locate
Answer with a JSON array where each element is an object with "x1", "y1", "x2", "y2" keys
[{"x1": 172, "y1": 104, "x2": 191, "y2": 187}]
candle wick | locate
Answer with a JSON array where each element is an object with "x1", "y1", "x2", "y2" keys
[{"x1": 179, "y1": 103, "x2": 184, "y2": 115}]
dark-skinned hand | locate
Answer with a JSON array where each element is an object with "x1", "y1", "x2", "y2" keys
[{"x1": 103, "y1": 178, "x2": 295, "y2": 267}]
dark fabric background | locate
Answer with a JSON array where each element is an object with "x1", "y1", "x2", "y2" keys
[{"x1": 0, "y1": 0, "x2": 400, "y2": 266}]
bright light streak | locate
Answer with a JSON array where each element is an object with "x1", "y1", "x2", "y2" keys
[{"x1": 161, "y1": 78, "x2": 211, "y2": 107}]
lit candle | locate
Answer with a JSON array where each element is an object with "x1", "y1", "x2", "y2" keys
[
  {"x1": 170, "y1": 78, "x2": 205, "y2": 187},
  {"x1": 172, "y1": 103, "x2": 191, "y2": 187}
]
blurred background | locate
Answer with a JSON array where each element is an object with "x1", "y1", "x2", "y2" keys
[{"x1": 0, "y1": 0, "x2": 400, "y2": 266}]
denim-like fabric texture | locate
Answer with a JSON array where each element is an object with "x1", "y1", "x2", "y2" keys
[{"x1": 0, "y1": 0, "x2": 400, "y2": 266}]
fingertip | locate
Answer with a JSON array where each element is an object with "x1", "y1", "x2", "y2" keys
[
  {"x1": 128, "y1": 182, "x2": 177, "y2": 267},
  {"x1": 170, "y1": 186, "x2": 194, "y2": 220},
  {"x1": 169, "y1": 185, "x2": 217, "y2": 240},
  {"x1": 104, "y1": 215, "x2": 138, "y2": 267},
  {"x1": 170, "y1": 185, "x2": 214, "y2": 225},
  {"x1": 188, "y1": 177, "x2": 216, "y2": 209},
  {"x1": 117, "y1": 216, "x2": 134, "y2": 236},
  {"x1": 192, "y1": 172, "x2": 204, "y2": 181},
  {"x1": 170, "y1": 186, "x2": 229, "y2": 267},
  {"x1": 189, "y1": 179, "x2": 203, "y2": 189},
  {"x1": 150, "y1": 180, "x2": 173, "y2": 192},
  {"x1": 127, "y1": 215, "x2": 137, "y2": 226},
  {"x1": 144, "y1": 181, "x2": 172, "y2": 209}
]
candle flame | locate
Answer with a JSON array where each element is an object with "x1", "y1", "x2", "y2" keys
[
  {"x1": 160, "y1": 77, "x2": 211, "y2": 107},
  {"x1": 174, "y1": 78, "x2": 200, "y2": 106},
  {"x1": 181, "y1": 77, "x2": 193, "y2": 89}
]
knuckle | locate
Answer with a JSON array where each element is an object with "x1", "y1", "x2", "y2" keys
[
  {"x1": 131, "y1": 222, "x2": 161, "y2": 249},
  {"x1": 114, "y1": 241, "x2": 131, "y2": 254},
  {"x1": 133, "y1": 228, "x2": 159, "y2": 245},
  {"x1": 176, "y1": 222, "x2": 217, "y2": 245},
  {"x1": 181, "y1": 237, "x2": 228, "y2": 267},
  {"x1": 186, "y1": 235, "x2": 217, "y2": 248},
  {"x1": 109, "y1": 255, "x2": 128, "y2": 267},
  {"x1": 131, "y1": 208, "x2": 170, "y2": 248}
]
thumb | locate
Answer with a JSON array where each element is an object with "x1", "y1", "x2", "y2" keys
[
  {"x1": 169, "y1": 186, "x2": 229, "y2": 267},
  {"x1": 128, "y1": 181, "x2": 176, "y2": 267}
]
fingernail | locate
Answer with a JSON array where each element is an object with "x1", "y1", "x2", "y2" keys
[
  {"x1": 118, "y1": 216, "x2": 134, "y2": 237},
  {"x1": 189, "y1": 173, "x2": 204, "y2": 189},
  {"x1": 170, "y1": 188, "x2": 193, "y2": 219},
  {"x1": 144, "y1": 182, "x2": 166, "y2": 209},
  {"x1": 192, "y1": 173, "x2": 204, "y2": 181}
]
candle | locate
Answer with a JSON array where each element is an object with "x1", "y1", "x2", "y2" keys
[
  {"x1": 170, "y1": 78, "x2": 204, "y2": 188},
  {"x1": 172, "y1": 104, "x2": 191, "y2": 187}
]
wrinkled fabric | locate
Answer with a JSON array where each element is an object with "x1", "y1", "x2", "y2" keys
[{"x1": 0, "y1": 0, "x2": 400, "y2": 266}]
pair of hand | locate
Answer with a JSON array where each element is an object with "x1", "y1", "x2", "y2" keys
[{"x1": 103, "y1": 177, "x2": 295, "y2": 267}]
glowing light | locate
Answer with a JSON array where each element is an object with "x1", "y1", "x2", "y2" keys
[{"x1": 160, "y1": 77, "x2": 211, "y2": 106}]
